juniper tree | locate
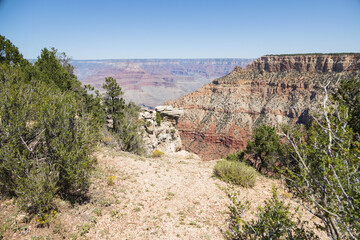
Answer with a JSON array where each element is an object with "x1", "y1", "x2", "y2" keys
[{"x1": 102, "y1": 77, "x2": 125, "y2": 133}]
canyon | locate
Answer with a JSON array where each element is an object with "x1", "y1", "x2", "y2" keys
[
  {"x1": 167, "y1": 54, "x2": 360, "y2": 160},
  {"x1": 72, "y1": 58, "x2": 254, "y2": 108}
]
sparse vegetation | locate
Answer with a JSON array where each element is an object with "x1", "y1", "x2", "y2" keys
[
  {"x1": 225, "y1": 124, "x2": 288, "y2": 176},
  {"x1": 213, "y1": 160, "x2": 258, "y2": 187},
  {"x1": 102, "y1": 77, "x2": 144, "y2": 154},
  {"x1": 78, "y1": 223, "x2": 91, "y2": 236},
  {"x1": 1, "y1": 34, "x2": 359, "y2": 239},
  {"x1": 107, "y1": 176, "x2": 116, "y2": 186},
  {"x1": 226, "y1": 185, "x2": 318, "y2": 239},
  {"x1": 156, "y1": 111, "x2": 162, "y2": 126},
  {"x1": 152, "y1": 150, "x2": 165, "y2": 158}
]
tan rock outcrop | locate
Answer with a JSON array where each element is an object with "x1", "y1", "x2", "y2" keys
[
  {"x1": 140, "y1": 107, "x2": 184, "y2": 155},
  {"x1": 167, "y1": 54, "x2": 360, "y2": 160}
]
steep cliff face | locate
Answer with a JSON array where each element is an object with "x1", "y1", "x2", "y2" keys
[
  {"x1": 167, "y1": 54, "x2": 360, "y2": 160},
  {"x1": 249, "y1": 54, "x2": 360, "y2": 73}
]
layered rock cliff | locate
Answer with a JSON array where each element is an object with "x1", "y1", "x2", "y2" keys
[
  {"x1": 249, "y1": 54, "x2": 360, "y2": 73},
  {"x1": 166, "y1": 54, "x2": 360, "y2": 160}
]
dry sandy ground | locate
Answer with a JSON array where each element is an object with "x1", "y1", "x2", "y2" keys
[{"x1": 1, "y1": 147, "x2": 324, "y2": 239}]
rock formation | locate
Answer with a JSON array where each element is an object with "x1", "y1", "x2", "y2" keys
[
  {"x1": 166, "y1": 54, "x2": 360, "y2": 160},
  {"x1": 249, "y1": 54, "x2": 360, "y2": 73},
  {"x1": 140, "y1": 106, "x2": 184, "y2": 155}
]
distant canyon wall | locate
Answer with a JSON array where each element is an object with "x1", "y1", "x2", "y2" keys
[
  {"x1": 167, "y1": 54, "x2": 360, "y2": 160},
  {"x1": 249, "y1": 54, "x2": 360, "y2": 73},
  {"x1": 72, "y1": 59, "x2": 254, "y2": 108}
]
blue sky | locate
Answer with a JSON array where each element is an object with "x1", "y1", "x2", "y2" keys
[{"x1": 1, "y1": 0, "x2": 359, "y2": 59}]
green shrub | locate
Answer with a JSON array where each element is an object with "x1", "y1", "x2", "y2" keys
[
  {"x1": 282, "y1": 96, "x2": 360, "y2": 239},
  {"x1": 244, "y1": 125, "x2": 282, "y2": 173},
  {"x1": 213, "y1": 160, "x2": 257, "y2": 187},
  {"x1": 0, "y1": 80, "x2": 96, "y2": 214},
  {"x1": 102, "y1": 78, "x2": 144, "y2": 154},
  {"x1": 226, "y1": 186, "x2": 318, "y2": 239},
  {"x1": 152, "y1": 150, "x2": 165, "y2": 158},
  {"x1": 224, "y1": 151, "x2": 245, "y2": 161},
  {"x1": 115, "y1": 102, "x2": 144, "y2": 154},
  {"x1": 0, "y1": 36, "x2": 99, "y2": 217},
  {"x1": 155, "y1": 112, "x2": 162, "y2": 126},
  {"x1": 107, "y1": 176, "x2": 116, "y2": 186},
  {"x1": 226, "y1": 125, "x2": 289, "y2": 176}
]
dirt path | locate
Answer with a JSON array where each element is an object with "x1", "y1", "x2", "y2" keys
[
  {"x1": 1, "y1": 147, "x2": 280, "y2": 240},
  {"x1": 89, "y1": 149, "x2": 231, "y2": 239},
  {"x1": 82, "y1": 148, "x2": 281, "y2": 240}
]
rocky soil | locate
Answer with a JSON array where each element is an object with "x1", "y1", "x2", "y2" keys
[{"x1": 0, "y1": 147, "x2": 284, "y2": 240}]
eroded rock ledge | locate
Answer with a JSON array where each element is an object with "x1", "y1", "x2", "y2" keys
[{"x1": 140, "y1": 106, "x2": 184, "y2": 155}]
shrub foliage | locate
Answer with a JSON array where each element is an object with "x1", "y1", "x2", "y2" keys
[
  {"x1": 213, "y1": 160, "x2": 258, "y2": 187},
  {"x1": 282, "y1": 93, "x2": 360, "y2": 239},
  {"x1": 0, "y1": 77, "x2": 97, "y2": 213},
  {"x1": 152, "y1": 150, "x2": 165, "y2": 158},
  {"x1": 0, "y1": 35, "x2": 98, "y2": 215},
  {"x1": 226, "y1": 124, "x2": 286, "y2": 175},
  {"x1": 226, "y1": 186, "x2": 318, "y2": 239},
  {"x1": 102, "y1": 77, "x2": 144, "y2": 154}
]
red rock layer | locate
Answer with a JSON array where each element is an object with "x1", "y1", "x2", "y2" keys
[{"x1": 167, "y1": 54, "x2": 360, "y2": 160}]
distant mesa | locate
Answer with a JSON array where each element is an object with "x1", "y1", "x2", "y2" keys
[
  {"x1": 249, "y1": 53, "x2": 360, "y2": 73},
  {"x1": 166, "y1": 53, "x2": 360, "y2": 160}
]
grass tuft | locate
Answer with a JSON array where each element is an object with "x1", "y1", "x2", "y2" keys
[
  {"x1": 213, "y1": 160, "x2": 258, "y2": 187},
  {"x1": 152, "y1": 150, "x2": 165, "y2": 158}
]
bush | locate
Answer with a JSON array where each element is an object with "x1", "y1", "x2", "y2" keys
[
  {"x1": 226, "y1": 186, "x2": 318, "y2": 239},
  {"x1": 115, "y1": 102, "x2": 144, "y2": 154},
  {"x1": 244, "y1": 125, "x2": 282, "y2": 173},
  {"x1": 102, "y1": 78, "x2": 144, "y2": 154},
  {"x1": 152, "y1": 150, "x2": 165, "y2": 158},
  {"x1": 224, "y1": 151, "x2": 244, "y2": 161},
  {"x1": 213, "y1": 160, "x2": 258, "y2": 187},
  {"x1": 225, "y1": 125, "x2": 286, "y2": 176},
  {"x1": 0, "y1": 80, "x2": 96, "y2": 214},
  {"x1": 107, "y1": 176, "x2": 116, "y2": 186},
  {"x1": 0, "y1": 36, "x2": 99, "y2": 217},
  {"x1": 282, "y1": 95, "x2": 360, "y2": 239},
  {"x1": 156, "y1": 111, "x2": 162, "y2": 126}
]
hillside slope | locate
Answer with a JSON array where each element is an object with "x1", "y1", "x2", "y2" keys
[{"x1": 167, "y1": 54, "x2": 360, "y2": 160}]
